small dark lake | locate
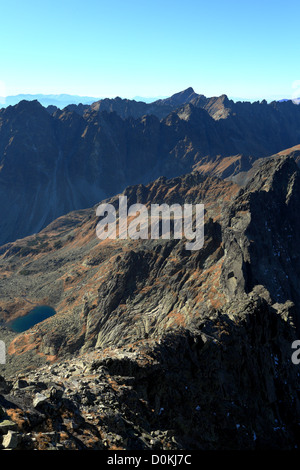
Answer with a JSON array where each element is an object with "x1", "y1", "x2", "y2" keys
[{"x1": 8, "y1": 305, "x2": 56, "y2": 333}]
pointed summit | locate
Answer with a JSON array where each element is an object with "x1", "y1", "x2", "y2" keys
[
  {"x1": 14, "y1": 99, "x2": 44, "y2": 111},
  {"x1": 180, "y1": 86, "x2": 195, "y2": 95},
  {"x1": 155, "y1": 87, "x2": 200, "y2": 107}
]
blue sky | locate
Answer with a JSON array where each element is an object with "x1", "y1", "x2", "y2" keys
[{"x1": 0, "y1": 0, "x2": 299, "y2": 100}]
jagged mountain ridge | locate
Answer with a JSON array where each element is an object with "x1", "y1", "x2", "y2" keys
[
  {"x1": 1, "y1": 94, "x2": 101, "y2": 109},
  {"x1": 61, "y1": 87, "x2": 297, "y2": 122},
  {"x1": 1, "y1": 89, "x2": 300, "y2": 246},
  {"x1": 1, "y1": 154, "x2": 300, "y2": 449}
]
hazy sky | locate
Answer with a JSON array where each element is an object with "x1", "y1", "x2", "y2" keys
[{"x1": 0, "y1": 0, "x2": 299, "y2": 100}]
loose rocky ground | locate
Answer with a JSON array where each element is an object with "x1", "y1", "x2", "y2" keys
[{"x1": 1, "y1": 288, "x2": 300, "y2": 450}]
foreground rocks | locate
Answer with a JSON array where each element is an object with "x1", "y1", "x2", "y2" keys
[{"x1": 1, "y1": 288, "x2": 300, "y2": 450}]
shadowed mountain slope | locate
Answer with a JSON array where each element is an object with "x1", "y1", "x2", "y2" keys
[{"x1": 1, "y1": 90, "x2": 300, "y2": 246}]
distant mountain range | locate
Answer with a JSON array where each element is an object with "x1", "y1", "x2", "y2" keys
[
  {"x1": 279, "y1": 98, "x2": 300, "y2": 104},
  {"x1": 0, "y1": 93, "x2": 167, "y2": 109},
  {"x1": 1, "y1": 92, "x2": 298, "y2": 110},
  {"x1": 0, "y1": 87, "x2": 300, "y2": 246},
  {"x1": 0, "y1": 94, "x2": 101, "y2": 108}
]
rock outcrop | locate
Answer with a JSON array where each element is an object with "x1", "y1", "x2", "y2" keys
[
  {"x1": 1, "y1": 154, "x2": 300, "y2": 449},
  {"x1": 0, "y1": 298, "x2": 299, "y2": 450}
]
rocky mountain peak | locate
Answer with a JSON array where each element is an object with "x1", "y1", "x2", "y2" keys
[{"x1": 156, "y1": 87, "x2": 197, "y2": 106}]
